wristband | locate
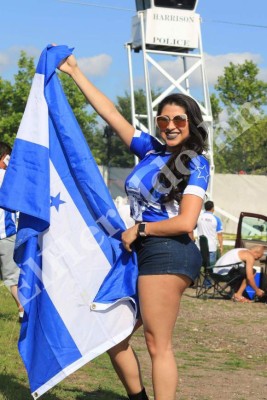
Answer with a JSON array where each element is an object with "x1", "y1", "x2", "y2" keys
[{"x1": 138, "y1": 222, "x2": 147, "y2": 237}]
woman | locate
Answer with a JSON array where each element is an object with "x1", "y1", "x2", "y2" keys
[{"x1": 58, "y1": 53, "x2": 209, "y2": 400}]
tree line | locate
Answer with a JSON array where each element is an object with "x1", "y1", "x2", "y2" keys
[{"x1": 0, "y1": 52, "x2": 266, "y2": 174}]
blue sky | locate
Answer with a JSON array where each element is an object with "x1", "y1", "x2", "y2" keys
[{"x1": 1, "y1": 0, "x2": 267, "y2": 102}]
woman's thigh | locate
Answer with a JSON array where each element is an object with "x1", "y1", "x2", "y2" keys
[{"x1": 138, "y1": 274, "x2": 191, "y2": 350}]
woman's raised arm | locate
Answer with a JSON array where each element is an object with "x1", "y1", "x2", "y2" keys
[{"x1": 58, "y1": 53, "x2": 135, "y2": 148}]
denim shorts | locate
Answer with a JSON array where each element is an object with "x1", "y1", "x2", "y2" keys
[{"x1": 134, "y1": 234, "x2": 202, "y2": 282}]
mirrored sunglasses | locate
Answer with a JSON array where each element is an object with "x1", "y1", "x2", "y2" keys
[{"x1": 156, "y1": 114, "x2": 188, "y2": 130}]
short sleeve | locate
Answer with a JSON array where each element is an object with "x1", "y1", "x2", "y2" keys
[
  {"x1": 183, "y1": 155, "x2": 210, "y2": 199},
  {"x1": 130, "y1": 130, "x2": 165, "y2": 160},
  {"x1": 215, "y1": 215, "x2": 223, "y2": 232}
]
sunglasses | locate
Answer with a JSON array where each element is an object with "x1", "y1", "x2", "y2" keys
[{"x1": 156, "y1": 114, "x2": 188, "y2": 130}]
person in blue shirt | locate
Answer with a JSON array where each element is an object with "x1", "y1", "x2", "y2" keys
[
  {"x1": 0, "y1": 142, "x2": 24, "y2": 322},
  {"x1": 59, "y1": 53, "x2": 209, "y2": 400}
]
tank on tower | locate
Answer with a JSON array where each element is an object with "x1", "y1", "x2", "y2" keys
[
  {"x1": 135, "y1": 0, "x2": 198, "y2": 12},
  {"x1": 132, "y1": 0, "x2": 200, "y2": 52}
]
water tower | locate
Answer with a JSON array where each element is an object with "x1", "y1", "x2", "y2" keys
[{"x1": 125, "y1": 0, "x2": 214, "y2": 195}]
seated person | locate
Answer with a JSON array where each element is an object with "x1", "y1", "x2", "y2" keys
[{"x1": 213, "y1": 245, "x2": 265, "y2": 303}]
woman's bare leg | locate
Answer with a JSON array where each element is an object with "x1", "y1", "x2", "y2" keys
[
  {"x1": 107, "y1": 319, "x2": 147, "y2": 396},
  {"x1": 138, "y1": 274, "x2": 191, "y2": 400}
]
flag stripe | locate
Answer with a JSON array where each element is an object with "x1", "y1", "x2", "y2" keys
[
  {"x1": 18, "y1": 237, "x2": 82, "y2": 394},
  {"x1": 16, "y1": 74, "x2": 49, "y2": 148},
  {"x1": 0, "y1": 45, "x2": 138, "y2": 398}
]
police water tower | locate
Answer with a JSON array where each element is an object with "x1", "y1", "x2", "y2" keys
[
  {"x1": 126, "y1": 0, "x2": 214, "y2": 195},
  {"x1": 133, "y1": 0, "x2": 199, "y2": 52}
]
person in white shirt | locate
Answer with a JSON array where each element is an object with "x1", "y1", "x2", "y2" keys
[
  {"x1": 213, "y1": 245, "x2": 265, "y2": 303},
  {"x1": 197, "y1": 200, "x2": 223, "y2": 265}
]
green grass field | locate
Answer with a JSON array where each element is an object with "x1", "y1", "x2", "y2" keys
[
  {"x1": 1, "y1": 280, "x2": 266, "y2": 400},
  {"x1": 0, "y1": 284, "x2": 129, "y2": 400}
]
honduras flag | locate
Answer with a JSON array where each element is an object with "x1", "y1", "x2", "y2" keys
[{"x1": 0, "y1": 45, "x2": 138, "y2": 398}]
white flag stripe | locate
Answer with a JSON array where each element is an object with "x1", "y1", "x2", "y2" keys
[
  {"x1": 17, "y1": 74, "x2": 49, "y2": 148},
  {"x1": 34, "y1": 320, "x2": 134, "y2": 398},
  {"x1": 41, "y1": 161, "x2": 135, "y2": 355}
]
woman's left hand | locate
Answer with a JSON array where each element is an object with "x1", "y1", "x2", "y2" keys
[{"x1": 122, "y1": 224, "x2": 139, "y2": 252}]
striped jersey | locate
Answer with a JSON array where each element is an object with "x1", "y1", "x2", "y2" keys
[
  {"x1": 125, "y1": 130, "x2": 210, "y2": 222},
  {"x1": 0, "y1": 169, "x2": 17, "y2": 239}
]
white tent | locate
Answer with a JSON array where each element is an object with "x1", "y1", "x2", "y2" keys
[{"x1": 212, "y1": 174, "x2": 267, "y2": 234}]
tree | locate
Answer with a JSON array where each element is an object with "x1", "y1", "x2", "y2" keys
[
  {"x1": 92, "y1": 88, "x2": 160, "y2": 168},
  {"x1": 215, "y1": 60, "x2": 267, "y2": 109},
  {"x1": 213, "y1": 60, "x2": 267, "y2": 174},
  {"x1": 0, "y1": 51, "x2": 35, "y2": 145},
  {"x1": 210, "y1": 93, "x2": 222, "y2": 123},
  {"x1": 0, "y1": 52, "x2": 98, "y2": 147},
  {"x1": 213, "y1": 114, "x2": 267, "y2": 174}
]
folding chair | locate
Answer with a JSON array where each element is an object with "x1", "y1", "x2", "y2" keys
[{"x1": 195, "y1": 235, "x2": 244, "y2": 299}]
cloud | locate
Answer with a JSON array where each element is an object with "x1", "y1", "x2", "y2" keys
[
  {"x1": 0, "y1": 47, "x2": 112, "y2": 79},
  {"x1": 147, "y1": 52, "x2": 266, "y2": 90},
  {"x1": 78, "y1": 54, "x2": 112, "y2": 77},
  {"x1": 0, "y1": 53, "x2": 9, "y2": 71},
  {"x1": 0, "y1": 46, "x2": 40, "y2": 75},
  {"x1": 204, "y1": 52, "x2": 263, "y2": 85},
  {"x1": 258, "y1": 67, "x2": 267, "y2": 81}
]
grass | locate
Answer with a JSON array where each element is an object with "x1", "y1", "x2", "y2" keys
[
  {"x1": 223, "y1": 233, "x2": 237, "y2": 241},
  {"x1": 1, "y1": 283, "x2": 267, "y2": 400},
  {"x1": 0, "y1": 284, "x2": 128, "y2": 400}
]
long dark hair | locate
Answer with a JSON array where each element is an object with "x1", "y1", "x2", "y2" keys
[{"x1": 157, "y1": 93, "x2": 208, "y2": 203}]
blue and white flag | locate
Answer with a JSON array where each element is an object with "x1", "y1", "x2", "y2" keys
[{"x1": 0, "y1": 45, "x2": 138, "y2": 398}]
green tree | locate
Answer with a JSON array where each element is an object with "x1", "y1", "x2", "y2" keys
[
  {"x1": 214, "y1": 114, "x2": 267, "y2": 174},
  {"x1": 215, "y1": 60, "x2": 267, "y2": 109},
  {"x1": 92, "y1": 89, "x2": 160, "y2": 168},
  {"x1": 0, "y1": 78, "x2": 17, "y2": 145},
  {"x1": 0, "y1": 51, "x2": 35, "y2": 145},
  {"x1": 210, "y1": 93, "x2": 222, "y2": 123},
  {"x1": 0, "y1": 52, "x2": 98, "y2": 148},
  {"x1": 213, "y1": 60, "x2": 267, "y2": 174}
]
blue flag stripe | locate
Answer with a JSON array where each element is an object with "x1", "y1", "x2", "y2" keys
[
  {"x1": 18, "y1": 237, "x2": 82, "y2": 393},
  {"x1": 0, "y1": 45, "x2": 138, "y2": 398}
]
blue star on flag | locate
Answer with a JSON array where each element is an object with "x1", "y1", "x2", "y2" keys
[
  {"x1": 196, "y1": 165, "x2": 209, "y2": 183},
  {"x1": 50, "y1": 193, "x2": 66, "y2": 211}
]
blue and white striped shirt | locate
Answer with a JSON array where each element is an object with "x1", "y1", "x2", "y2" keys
[
  {"x1": 0, "y1": 169, "x2": 17, "y2": 239},
  {"x1": 125, "y1": 130, "x2": 210, "y2": 222}
]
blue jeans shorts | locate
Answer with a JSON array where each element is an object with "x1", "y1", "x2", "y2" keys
[
  {"x1": 209, "y1": 251, "x2": 217, "y2": 265},
  {"x1": 134, "y1": 234, "x2": 202, "y2": 283}
]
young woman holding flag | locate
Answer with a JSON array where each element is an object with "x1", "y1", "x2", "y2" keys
[{"x1": 58, "y1": 51, "x2": 209, "y2": 400}]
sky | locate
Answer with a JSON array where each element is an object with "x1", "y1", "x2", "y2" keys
[{"x1": 1, "y1": 0, "x2": 267, "y2": 103}]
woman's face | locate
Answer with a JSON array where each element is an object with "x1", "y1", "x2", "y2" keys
[{"x1": 157, "y1": 104, "x2": 189, "y2": 152}]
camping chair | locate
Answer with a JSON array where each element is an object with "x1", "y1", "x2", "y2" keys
[{"x1": 195, "y1": 235, "x2": 244, "y2": 299}]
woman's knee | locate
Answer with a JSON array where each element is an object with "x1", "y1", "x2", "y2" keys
[
  {"x1": 107, "y1": 338, "x2": 130, "y2": 358},
  {"x1": 144, "y1": 330, "x2": 172, "y2": 358}
]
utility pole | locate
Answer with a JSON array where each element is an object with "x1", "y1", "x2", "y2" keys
[{"x1": 103, "y1": 125, "x2": 114, "y2": 189}]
